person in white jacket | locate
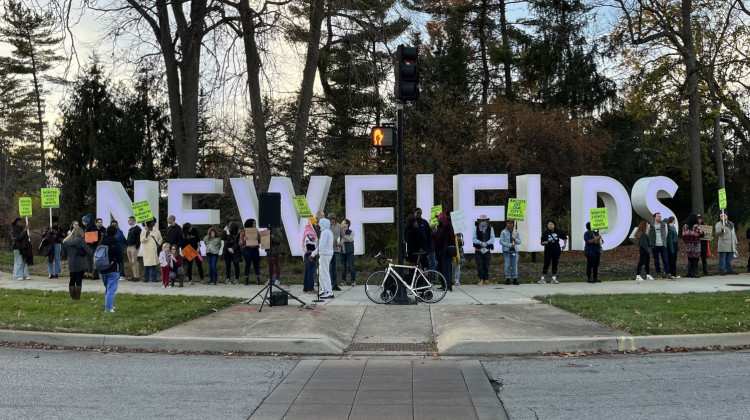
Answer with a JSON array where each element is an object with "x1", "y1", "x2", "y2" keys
[{"x1": 311, "y1": 218, "x2": 334, "y2": 298}]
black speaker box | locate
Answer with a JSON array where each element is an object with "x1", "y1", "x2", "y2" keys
[
  {"x1": 258, "y1": 192, "x2": 281, "y2": 228},
  {"x1": 270, "y1": 290, "x2": 288, "y2": 306}
]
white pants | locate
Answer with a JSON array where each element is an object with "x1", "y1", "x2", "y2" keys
[{"x1": 318, "y1": 254, "x2": 332, "y2": 295}]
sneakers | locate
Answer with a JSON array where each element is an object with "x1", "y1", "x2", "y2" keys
[
  {"x1": 225, "y1": 279, "x2": 231, "y2": 285},
  {"x1": 106, "y1": 309, "x2": 115, "y2": 313},
  {"x1": 332, "y1": 285, "x2": 341, "y2": 291},
  {"x1": 539, "y1": 276, "x2": 546, "y2": 284},
  {"x1": 636, "y1": 275, "x2": 644, "y2": 282},
  {"x1": 667, "y1": 275, "x2": 676, "y2": 280},
  {"x1": 274, "y1": 280, "x2": 280, "y2": 286},
  {"x1": 512, "y1": 278, "x2": 519, "y2": 285},
  {"x1": 551, "y1": 276, "x2": 558, "y2": 284},
  {"x1": 505, "y1": 278, "x2": 510, "y2": 285},
  {"x1": 232, "y1": 279, "x2": 238, "y2": 285},
  {"x1": 646, "y1": 274, "x2": 655, "y2": 280}
]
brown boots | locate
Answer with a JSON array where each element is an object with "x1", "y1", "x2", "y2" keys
[{"x1": 69, "y1": 285, "x2": 82, "y2": 300}]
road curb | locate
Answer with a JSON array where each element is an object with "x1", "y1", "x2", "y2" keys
[{"x1": 0, "y1": 330, "x2": 344, "y2": 355}]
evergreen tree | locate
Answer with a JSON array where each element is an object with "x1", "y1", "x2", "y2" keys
[{"x1": 0, "y1": 0, "x2": 64, "y2": 178}]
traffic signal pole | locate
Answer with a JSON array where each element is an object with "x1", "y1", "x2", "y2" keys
[{"x1": 393, "y1": 102, "x2": 410, "y2": 305}]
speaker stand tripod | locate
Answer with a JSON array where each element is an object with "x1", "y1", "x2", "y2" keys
[{"x1": 245, "y1": 280, "x2": 308, "y2": 312}]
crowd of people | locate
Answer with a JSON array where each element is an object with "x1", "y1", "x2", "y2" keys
[{"x1": 8, "y1": 208, "x2": 749, "y2": 309}]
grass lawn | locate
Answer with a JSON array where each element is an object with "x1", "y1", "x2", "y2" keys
[
  {"x1": 537, "y1": 291, "x2": 750, "y2": 335},
  {"x1": 0, "y1": 288, "x2": 243, "y2": 336}
]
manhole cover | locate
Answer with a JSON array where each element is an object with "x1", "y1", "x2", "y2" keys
[
  {"x1": 347, "y1": 342, "x2": 433, "y2": 352},
  {"x1": 726, "y1": 284, "x2": 750, "y2": 287}
]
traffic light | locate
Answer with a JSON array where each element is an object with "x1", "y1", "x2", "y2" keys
[
  {"x1": 395, "y1": 45, "x2": 419, "y2": 101},
  {"x1": 370, "y1": 126, "x2": 394, "y2": 147}
]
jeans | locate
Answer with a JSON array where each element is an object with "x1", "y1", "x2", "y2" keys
[
  {"x1": 101, "y1": 272, "x2": 119, "y2": 311},
  {"x1": 652, "y1": 246, "x2": 670, "y2": 275},
  {"x1": 13, "y1": 250, "x2": 30, "y2": 279},
  {"x1": 475, "y1": 251, "x2": 491, "y2": 280},
  {"x1": 304, "y1": 253, "x2": 316, "y2": 291},
  {"x1": 503, "y1": 251, "x2": 518, "y2": 279},
  {"x1": 330, "y1": 252, "x2": 341, "y2": 287},
  {"x1": 636, "y1": 251, "x2": 651, "y2": 275},
  {"x1": 454, "y1": 262, "x2": 462, "y2": 284},
  {"x1": 48, "y1": 243, "x2": 61, "y2": 275},
  {"x1": 718, "y1": 252, "x2": 734, "y2": 272},
  {"x1": 207, "y1": 254, "x2": 219, "y2": 282},
  {"x1": 224, "y1": 252, "x2": 239, "y2": 280},
  {"x1": 342, "y1": 253, "x2": 356, "y2": 284},
  {"x1": 143, "y1": 265, "x2": 158, "y2": 282},
  {"x1": 243, "y1": 247, "x2": 260, "y2": 278}
]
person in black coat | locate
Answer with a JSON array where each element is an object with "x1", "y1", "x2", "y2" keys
[
  {"x1": 181, "y1": 222, "x2": 204, "y2": 285},
  {"x1": 539, "y1": 220, "x2": 568, "y2": 284},
  {"x1": 62, "y1": 227, "x2": 93, "y2": 299},
  {"x1": 165, "y1": 215, "x2": 182, "y2": 251}
]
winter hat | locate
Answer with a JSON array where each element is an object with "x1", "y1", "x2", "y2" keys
[{"x1": 82, "y1": 214, "x2": 91, "y2": 223}]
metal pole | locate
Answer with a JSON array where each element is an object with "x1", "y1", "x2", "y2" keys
[{"x1": 393, "y1": 103, "x2": 411, "y2": 305}]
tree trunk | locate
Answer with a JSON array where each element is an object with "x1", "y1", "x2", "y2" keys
[
  {"x1": 499, "y1": 0, "x2": 513, "y2": 99},
  {"x1": 712, "y1": 101, "x2": 725, "y2": 190},
  {"x1": 290, "y1": 0, "x2": 325, "y2": 194},
  {"x1": 239, "y1": 0, "x2": 271, "y2": 192},
  {"x1": 682, "y1": 0, "x2": 704, "y2": 215}
]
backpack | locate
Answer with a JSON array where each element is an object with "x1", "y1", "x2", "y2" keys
[{"x1": 94, "y1": 244, "x2": 113, "y2": 271}]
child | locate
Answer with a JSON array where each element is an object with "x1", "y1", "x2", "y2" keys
[
  {"x1": 453, "y1": 232, "x2": 465, "y2": 285},
  {"x1": 634, "y1": 221, "x2": 655, "y2": 281},
  {"x1": 159, "y1": 243, "x2": 172, "y2": 288},
  {"x1": 341, "y1": 218, "x2": 356, "y2": 286},
  {"x1": 302, "y1": 224, "x2": 317, "y2": 294},
  {"x1": 170, "y1": 244, "x2": 184, "y2": 287}
]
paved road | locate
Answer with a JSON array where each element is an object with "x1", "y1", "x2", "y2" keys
[
  {"x1": 0, "y1": 347, "x2": 296, "y2": 420},
  {"x1": 483, "y1": 349, "x2": 750, "y2": 419}
]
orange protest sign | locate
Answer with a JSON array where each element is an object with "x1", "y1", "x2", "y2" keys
[
  {"x1": 181, "y1": 244, "x2": 198, "y2": 261},
  {"x1": 85, "y1": 231, "x2": 98, "y2": 243},
  {"x1": 260, "y1": 230, "x2": 271, "y2": 250}
]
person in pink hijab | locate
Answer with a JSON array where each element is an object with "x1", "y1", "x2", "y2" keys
[{"x1": 302, "y1": 224, "x2": 318, "y2": 294}]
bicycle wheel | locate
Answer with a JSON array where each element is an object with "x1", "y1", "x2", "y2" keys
[
  {"x1": 414, "y1": 269, "x2": 447, "y2": 303},
  {"x1": 365, "y1": 270, "x2": 399, "y2": 304}
]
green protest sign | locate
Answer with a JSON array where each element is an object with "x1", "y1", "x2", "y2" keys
[
  {"x1": 19, "y1": 197, "x2": 32, "y2": 217},
  {"x1": 293, "y1": 195, "x2": 313, "y2": 218},
  {"x1": 132, "y1": 200, "x2": 154, "y2": 223},
  {"x1": 430, "y1": 205, "x2": 442, "y2": 227},
  {"x1": 41, "y1": 188, "x2": 60, "y2": 208},
  {"x1": 507, "y1": 198, "x2": 527, "y2": 221},
  {"x1": 589, "y1": 208, "x2": 608, "y2": 230},
  {"x1": 718, "y1": 188, "x2": 727, "y2": 210}
]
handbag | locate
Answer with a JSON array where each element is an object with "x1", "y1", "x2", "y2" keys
[{"x1": 447, "y1": 245, "x2": 457, "y2": 258}]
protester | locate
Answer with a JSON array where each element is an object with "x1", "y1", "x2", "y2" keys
[
  {"x1": 169, "y1": 244, "x2": 185, "y2": 287},
  {"x1": 302, "y1": 224, "x2": 317, "y2": 294},
  {"x1": 682, "y1": 214, "x2": 704, "y2": 278},
  {"x1": 125, "y1": 216, "x2": 142, "y2": 282},
  {"x1": 453, "y1": 232, "x2": 465, "y2": 286},
  {"x1": 61, "y1": 227, "x2": 91, "y2": 299},
  {"x1": 472, "y1": 215, "x2": 495, "y2": 285},
  {"x1": 696, "y1": 214, "x2": 711, "y2": 276},
  {"x1": 667, "y1": 216, "x2": 680, "y2": 279},
  {"x1": 311, "y1": 218, "x2": 334, "y2": 298},
  {"x1": 67, "y1": 220, "x2": 79, "y2": 237},
  {"x1": 42, "y1": 216, "x2": 62, "y2": 279},
  {"x1": 715, "y1": 210, "x2": 739, "y2": 275},
  {"x1": 540, "y1": 220, "x2": 567, "y2": 284},
  {"x1": 327, "y1": 213, "x2": 344, "y2": 291},
  {"x1": 747, "y1": 225, "x2": 750, "y2": 272},
  {"x1": 140, "y1": 218, "x2": 163, "y2": 283},
  {"x1": 11, "y1": 218, "x2": 32, "y2": 280},
  {"x1": 500, "y1": 220, "x2": 521, "y2": 285},
  {"x1": 100, "y1": 225, "x2": 124, "y2": 312},
  {"x1": 583, "y1": 222, "x2": 603, "y2": 283},
  {"x1": 203, "y1": 227, "x2": 222, "y2": 285},
  {"x1": 634, "y1": 221, "x2": 654, "y2": 281},
  {"x1": 265, "y1": 226, "x2": 284, "y2": 286},
  {"x1": 405, "y1": 208, "x2": 432, "y2": 271},
  {"x1": 165, "y1": 215, "x2": 182, "y2": 252},
  {"x1": 649, "y1": 212, "x2": 674, "y2": 279},
  {"x1": 159, "y1": 242, "x2": 172, "y2": 288},
  {"x1": 240, "y1": 219, "x2": 261, "y2": 285},
  {"x1": 221, "y1": 222, "x2": 241, "y2": 284},
  {"x1": 111, "y1": 220, "x2": 127, "y2": 280},
  {"x1": 341, "y1": 218, "x2": 356, "y2": 286},
  {"x1": 181, "y1": 222, "x2": 204, "y2": 285},
  {"x1": 435, "y1": 212, "x2": 455, "y2": 291},
  {"x1": 85, "y1": 217, "x2": 105, "y2": 280}
]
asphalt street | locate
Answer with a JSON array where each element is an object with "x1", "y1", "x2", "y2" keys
[{"x1": 482, "y1": 349, "x2": 750, "y2": 420}]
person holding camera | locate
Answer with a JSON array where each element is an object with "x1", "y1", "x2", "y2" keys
[
  {"x1": 584, "y1": 222, "x2": 603, "y2": 283},
  {"x1": 472, "y1": 215, "x2": 495, "y2": 285}
]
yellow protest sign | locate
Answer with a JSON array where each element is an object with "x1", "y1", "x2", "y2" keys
[
  {"x1": 430, "y1": 205, "x2": 442, "y2": 227},
  {"x1": 718, "y1": 188, "x2": 727, "y2": 210},
  {"x1": 507, "y1": 198, "x2": 527, "y2": 221},
  {"x1": 589, "y1": 208, "x2": 608, "y2": 230},
  {"x1": 132, "y1": 200, "x2": 154, "y2": 223},
  {"x1": 41, "y1": 188, "x2": 60, "y2": 208},
  {"x1": 19, "y1": 197, "x2": 32, "y2": 217},
  {"x1": 293, "y1": 195, "x2": 313, "y2": 218}
]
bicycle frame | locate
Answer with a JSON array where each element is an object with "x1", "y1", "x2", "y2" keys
[{"x1": 381, "y1": 260, "x2": 434, "y2": 295}]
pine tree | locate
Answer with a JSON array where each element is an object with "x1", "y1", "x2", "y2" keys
[{"x1": 0, "y1": 0, "x2": 64, "y2": 179}]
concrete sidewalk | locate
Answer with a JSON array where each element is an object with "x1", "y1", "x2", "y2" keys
[{"x1": 2, "y1": 270, "x2": 750, "y2": 355}]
